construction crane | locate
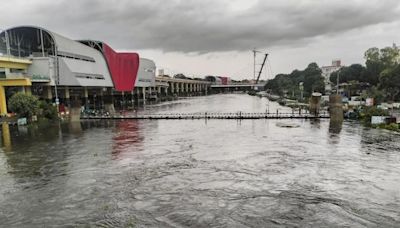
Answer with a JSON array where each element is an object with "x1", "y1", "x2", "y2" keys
[
  {"x1": 248, "y1": 52, "x2": 268, "y2": 95},
  {"x1": 255, "y1": 53, "x2": 268, "y2": 84}
]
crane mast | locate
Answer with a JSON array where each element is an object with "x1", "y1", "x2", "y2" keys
[{"x1": 255, "y1": 53, "x2": 268, "y2": 84}]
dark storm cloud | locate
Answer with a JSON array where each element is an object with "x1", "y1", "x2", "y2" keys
[{"x1": 3, "y1": 0, "x2": 400, "y2": 53}]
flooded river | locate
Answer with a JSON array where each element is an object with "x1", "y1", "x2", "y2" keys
[{"x1": 0, "y1": 94, "x2": 399, "y2": 227}]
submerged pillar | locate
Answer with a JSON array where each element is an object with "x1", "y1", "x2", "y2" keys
[
  {"x1": 2, "y1": 122, "x2": 11, "y2": 151},
  {"x1": 0, "y1": 86, "x2": 7, "y2": 116},
  {"x1": 103, "y1": 88, "x2": 115, "y2": 115},
  {"x1": 69, "y1": 96, "x2": 81, "y2": 122},
  {"x1": 309, "y1": 92, "x2": 322, "y2": 116},
  {"x1": 329, "y1": 94, "x2": 343, "y2": 123}
]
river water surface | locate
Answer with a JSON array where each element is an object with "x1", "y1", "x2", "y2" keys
[{"x1": 0, "y1": 94, "x2": 399, "y2": 227}]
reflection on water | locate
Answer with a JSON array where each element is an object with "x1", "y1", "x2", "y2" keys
[
  {"x1": 0, "y1": 94, "x2": 399, "y2": 227},
  {"x1": 2, "y1": 123, "x2": 11, "y2": 152},
  {"x1": 112, "y1": 120, "x2": 144, "y2": 159}
]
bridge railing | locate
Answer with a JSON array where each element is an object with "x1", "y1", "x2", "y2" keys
[{"x1": 82, "y1": 111, "x2": 330, "y2": 119}]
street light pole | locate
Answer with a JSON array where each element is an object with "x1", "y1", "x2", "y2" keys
[
  {"x1": 253, "y1": 49, "x2": 256, "y2": 81},
  {"x1": 53, "y1": 42, "x2": 60, "y2": 115}
]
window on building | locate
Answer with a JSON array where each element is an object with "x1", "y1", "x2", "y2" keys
[{"x1": 0, "y1": 68, "x2": 5, "y2": 78}]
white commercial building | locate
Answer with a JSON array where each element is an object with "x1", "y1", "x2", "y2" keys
[{"x1": 321, "y1": 59, "x2": 342, "y2": 93}]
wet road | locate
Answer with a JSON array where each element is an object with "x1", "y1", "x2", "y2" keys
[{"x1": 0, "y1": 94, "x2": 399, "y2": 227}]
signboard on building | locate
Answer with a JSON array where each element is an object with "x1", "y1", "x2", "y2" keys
[{"x1": 371, "y1": 116, "x2": 388, "y2": 125}]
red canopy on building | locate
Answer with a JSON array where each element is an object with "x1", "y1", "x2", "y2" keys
[{"x1": 103, "y1": 43, "x2": 139, "y2": 92}]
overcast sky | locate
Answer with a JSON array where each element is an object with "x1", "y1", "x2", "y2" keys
[{"x1": 1, "y1": 0, "x2": 400, "y2": 80}]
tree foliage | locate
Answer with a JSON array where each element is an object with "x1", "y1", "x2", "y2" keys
[
  {"x1": 38, "y1": 100, "x2": 59, "y2": 120},
  {"x1": 8, "y1": 93, "x2": 39, "y2": 118},
  {"x1": 329, "y1": 64, "x2": 366, "y2": 84},
  {"x1": 265, "y1": 62, "x2": 324, "y2": 98},
  {"x1": 328, "y1": 45, "x2": 400, "y2": 101}
]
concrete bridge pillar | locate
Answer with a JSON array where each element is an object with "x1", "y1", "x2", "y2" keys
[
  {"x1": 168, "y1": 82, "x2": 173, "y2": 94},
  {"x1": 185, "y1": 83, "x2": 189, "y2": 94},
  {"x1": 172, "y1": 82, "x2": 176, "y2": 94},
  {"x1": 164, "y1": 87, "x2": 168, "y2": 96},
  {"x1": 180, "y1": 83, "x2": 184, "y2": 95}
]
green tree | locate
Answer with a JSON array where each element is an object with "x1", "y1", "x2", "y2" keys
[
  {"x1": 38, "y1": 100, "x2": 59, "y2": 120},
  {"x1": 363, "y1": 46, "x2": 400, "y2": 86},
  {"x1": 8, "y1": 93, "x2": 39, "y2": 118},
  {"x1": 265, "y1": 62, "x2": 324, "y2": 98},
  {"x1": 330, "y1": 64, "x2": 366, "y2": 84},
  {"x1": 379, "y1": 64, "x2": 400, "y2": 101},
  {"x1": 303, "y1": 63, "x2": 324, "y2": 95}
]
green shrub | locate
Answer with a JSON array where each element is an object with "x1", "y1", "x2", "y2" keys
[
  {"x1": 38, "y1": 100, "x2": 59, "y2": 120},
  {"x1": 8, "y1": 93, "x2": 39, "y2": 118},
  {"x1": 378, "y1": 123, "x2": 400, "y2": 131},
  {"x1": 359, "y1": 106, "x2": 389, "y2": 123}
]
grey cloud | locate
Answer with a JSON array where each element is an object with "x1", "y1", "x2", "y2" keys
[{"x1": 2, "y1": 0, "x2": 400, "y2": 53}]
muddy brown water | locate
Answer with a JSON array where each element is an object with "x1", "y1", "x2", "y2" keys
[{"x1": 0, "y1": 94, "x2": 399, "y2": 227}]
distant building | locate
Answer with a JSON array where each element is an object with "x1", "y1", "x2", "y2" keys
[
  {"x1": 321, "y1": 59, "x2": 342, "y2": 93},
  {"x1": 205, "y1": 76, "x2": 232, "y2": 85},
  {"x1": 135, "y1": 58, "x2": 156, "y2": 88}
]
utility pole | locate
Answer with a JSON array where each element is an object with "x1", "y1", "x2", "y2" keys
[
  {"x1": 252, "y1": 49, "x2": 261, "y2": 82},
  {"x1": 253, "y1": 49, "x2": 256, "y2": 81},
  {"x1": 53, "y1": 42, "x2": 60, "y2": 115},
  {"x1": 336, "y1": 69, "x2": 340, "y2": 95}
]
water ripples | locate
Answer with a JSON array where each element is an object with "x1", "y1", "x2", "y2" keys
[{"x1": 0, "y1": 94, "x2": 399, "y2": 227}]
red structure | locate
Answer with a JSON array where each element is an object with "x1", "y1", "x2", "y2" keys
[
  {"x1": 103, "y1": 43, "x2": 139, "y2": 92},
  {"x1": 219, "y1": 77, "x2": 231, "y2": 85}
]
